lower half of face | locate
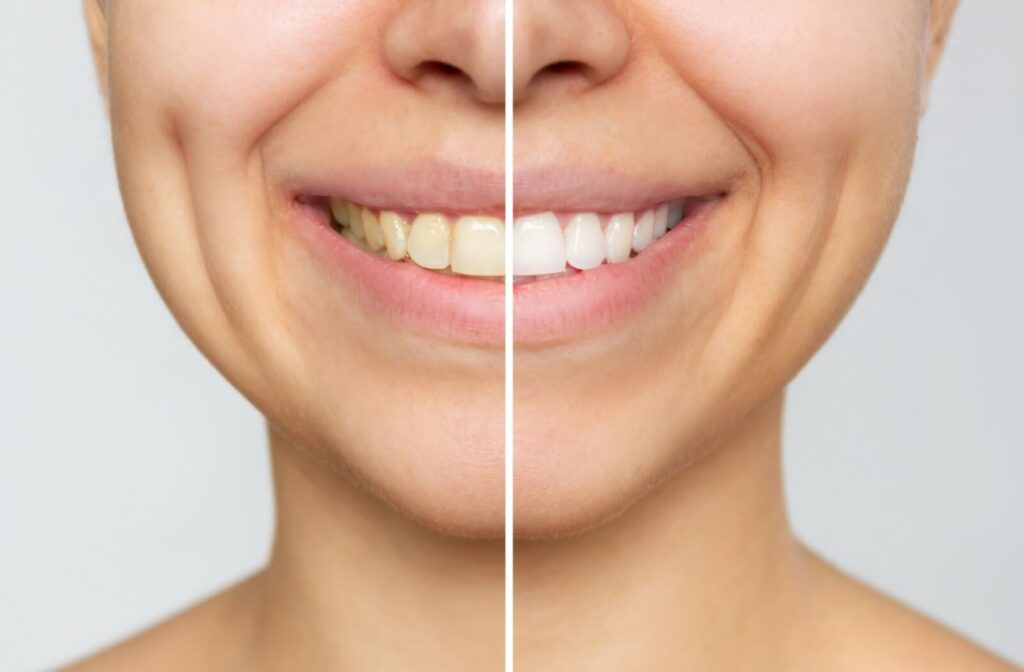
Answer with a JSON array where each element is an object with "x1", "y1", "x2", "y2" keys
[
  {"x1": 103, "y1": 0, "x2": 933, "y2": 539},
  {"x1": 512, "y1": 0, "x2": 931, "y2": 536},
  {"x1": 106, "y1": 0, "x2": 508, "y2": 537}
]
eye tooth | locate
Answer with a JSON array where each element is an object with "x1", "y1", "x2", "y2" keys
[
  {"x1": 380, "y1": 211, "x2": 411, "y2": 260},
  {"x1": 632, "y1": 209, "x2": 654, "y2": 252},
  {"x1": 362, "y1": 208, "x2": 386, "y2": 251},
  {"x1": 605, "y1": 212, "x2": 634, "y2": 263}
]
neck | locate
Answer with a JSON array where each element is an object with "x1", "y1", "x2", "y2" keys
[
  {"x1": 251, "y1": 427, "x2": 504, "y2": 671},
  {"x1": 515, "y1": 391, "x2": 812, "y2": 670}
]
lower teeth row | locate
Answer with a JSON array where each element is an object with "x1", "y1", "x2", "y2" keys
[{"x1": 326, "y1": 197, "x2": 689, "y2": 279}]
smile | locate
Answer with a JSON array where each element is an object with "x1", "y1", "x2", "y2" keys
[
  {"x1": 288, "y1": 164, "x2": 725, "y2": 346},
  {"x1": 318, "y1": 196, "x2": 710, "y2": 281}
]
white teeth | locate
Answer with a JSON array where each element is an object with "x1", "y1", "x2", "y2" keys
[
  {"x1": 653, "y1": 204, "x2": 668, "y2": 238},
  {"x1": 513, "y1": 212, "x2": 567, "y2": 276},
  {"x1": 379, "y1": 211, "x2": 411, "y2": 261},
  {"x1": 451, "y1": 216, "x2": 505, "y2": 277},
  {"x1": 407, "y1": 213, "x2": 453, "y2": 270},
  {"x1": 564, "y1": 213, "x2": 605, "y2": 270},
  {"x1": 632, "y1": 209, "x2": 654, "y2": 252},
  {"x1": 361, "y1": 207, "x2": 386, "y2": 251},
  {"x1": 605, "y1": 213, "x2": 635, "y2": 264}
]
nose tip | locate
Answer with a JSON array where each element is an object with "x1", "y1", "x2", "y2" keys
[
  {"x1": 514, "y1": 0, "x2": 630, "y2": 102},
  {"x1": 384, "y1": 0, "x2": 506, "y2": 105}
]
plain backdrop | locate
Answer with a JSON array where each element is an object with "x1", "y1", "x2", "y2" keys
[{"x1": 1, "y1": 3, "x2": 1021, "y2": 670}]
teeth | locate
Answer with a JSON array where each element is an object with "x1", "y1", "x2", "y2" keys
[
  {"x1": 407, "y1": 213, "x2": 453, "y2": 270},
  {"x1": 347, "y1": 203, "x2": 365, "y2": 239},
  {"x1": 329, "y1": 197, "x2": 350, "y2": 226},
  {"x1": 452, "y1": 216, "x2": 505, "y2": 277},
  {"x1": 605, "y1": 213, "x2": 634, "y2": 264},
  {"x1": 324, "y1": 196, "x2": 698, "y2": 279},
  {"x1": 362, "y1": 207, "x2": 386, "y2": 251},
  {"x1": 513, "y1": 212, "x2": 566, "y2": 276},
  {"x1": 380, "y1": 211, "x2": 411, "y2": 260},
  {"x1": 564, "y1": 213, "x2": 605, "y2": 270},
  {"x1": 632, "y1": 209, "x2": 654, "y2": 253},
  {"x1": 653, "y1": 204, "x2": 669, "y2": 238}
]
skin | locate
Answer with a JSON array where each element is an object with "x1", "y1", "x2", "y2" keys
[
  {"x1": 514, "y1": 0, "x2": 1017, "y2": 669},
  {"x1": 76, "y1": 0, "x2": 504, "y2": 670},
  {"x1": 71, "y1": 0, "x2": 1018, "y2": 670}
]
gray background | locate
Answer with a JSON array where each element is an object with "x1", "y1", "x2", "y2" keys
[{"x1": 1, "y1": 2, "x2": 1020, "y2": 670}]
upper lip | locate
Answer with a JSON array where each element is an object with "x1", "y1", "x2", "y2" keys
[
  {"x1": 513, "y1": 166, "x2": 732, "y2": 215},
  {"x1": 283, "y1": 160, "x2": 730, "y2": 217},
  {"x1": 284, "y1": 159, "x2": 504, "y2": 215}
]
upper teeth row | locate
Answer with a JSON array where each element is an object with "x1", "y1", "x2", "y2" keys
[
  {"x1": 327, "y1": 197, "x2": 688, "y2": 278},
  {"x1": 512, "y1": 202, "x2": 686, "y2": 276}
]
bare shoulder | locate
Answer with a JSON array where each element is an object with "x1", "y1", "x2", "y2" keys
[
  {"x1": 61, "y1": 574, "x2": 264, "y2": 672},
  {"x1": 803, "y1": 551, "x2": 1020, "y2": 672}
]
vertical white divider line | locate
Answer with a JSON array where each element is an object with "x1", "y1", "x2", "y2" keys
[{"x1": 503, "y1": 0, "x2": 514, "y2": 667}]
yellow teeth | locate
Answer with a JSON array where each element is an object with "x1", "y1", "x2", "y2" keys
[
  {"x1": 328, "y1": 197, "x2": 503, "y2": 278},
  {"x1": 451, "y1": 216, "x2": 505, "y2": 277},
  {"x1": 408, "y1": 214, "x2": 453, "y2": 270},
  {"x1": 380, "y1": 211, "x2": 411, "y2": 261}
]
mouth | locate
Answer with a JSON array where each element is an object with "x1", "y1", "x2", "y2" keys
[
  {"x1": 288, "y1": 167, "x2": 724, "y2": 346},
  {"x1": 309, "y1": 194, "x2": 711, "y2": 279}
]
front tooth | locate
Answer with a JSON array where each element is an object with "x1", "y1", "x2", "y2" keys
[
  {"x1": 564, "y1": 213, "x2": 605, "y2": 270},
  {"x1": 632, "y1": 209, "x2": 654, "y2": 252},
  {"x1": 407, "y1": 213, "x2": 453, "y2": 269},
  {"x1": 329, "y1": 198, "x2": 351, "y2": 226},
  {"x1": 361, "y1": 208, "x2": 386, "y2": 251},
  {"x1": 451, "y1": 216, "x2": 505, "y2": 277},
  {"x1": 513, "y1": 212, "x2": 566, "y2": 276},
  {"x1": 653, "y1": 204, "x2": 669, "y2": 239},
  {"x1": 347, "y1": 203, "x2": 365, "y2": 238},
  {"x1": 667, "y1": 198, "x2": 686, "y2": 229},
  {"x1": 605, "y1": 212, "x2": 634, "y2": 263},
  {"x1": 380, "y1": 211, "x2": 411, "y2": 260}
]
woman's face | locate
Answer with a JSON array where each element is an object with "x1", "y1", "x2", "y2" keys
[
  {"x1": 94, "y1": 0, "x2": 949, "y2": 538},
  {"x1": 513, "y1": 0, "x2": 945, "y2": 535}
]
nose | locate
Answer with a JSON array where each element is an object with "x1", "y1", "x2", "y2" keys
[
  {"x1": 384, "y1": 0, "x2": 506, "y2": 105},
  {"x1": 514, "y1": 0, "x2": 629, "y2": 102}
]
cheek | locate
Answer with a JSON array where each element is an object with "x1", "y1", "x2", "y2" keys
[
  {"x1": 648, "y1": 0, "x2": 928, "y2": 160},
  {"x1": 110, "y1": 1, "x2": 379, "y2": 144}
]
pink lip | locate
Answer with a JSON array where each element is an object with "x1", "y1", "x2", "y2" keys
[{"x1": 283, "y1": 160, "x2": 505, "y2": 215}]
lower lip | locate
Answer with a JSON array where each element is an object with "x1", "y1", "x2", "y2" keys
[{"x1": 290, "y1": 199, "x2": 718, "y2": 346}]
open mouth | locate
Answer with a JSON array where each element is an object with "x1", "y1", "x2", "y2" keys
[
  {"x1": 310, "y1": 195, "x2": 712, "y2": 282},
  {"x1": 288, "y1": 163, "x2": 725, "y2": 346}
]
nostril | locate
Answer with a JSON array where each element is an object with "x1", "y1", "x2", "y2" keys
[
  {"x1": 417, "y1": 60, "x2": 466, "y2": 79},
  {"x1": 540, "y1": 61, "x2": 591, "y2": 77},
  {"x1": 410, "y1": 60, "x2": 478, "y2": 94},
  {"x1": 523, "y1": 60, "x2": 596, "y2": 94}
]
